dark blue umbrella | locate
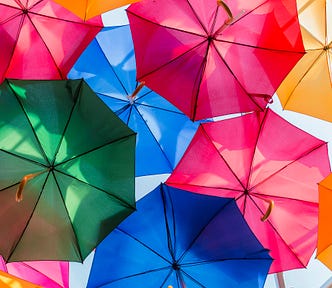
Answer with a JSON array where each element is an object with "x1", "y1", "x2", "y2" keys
[
  {"x1": 68, "y1": 25, "x2": 200, "y2": 176},
  {"x1": 87, "y1": 184, "x2": 272, "y2": 288}
]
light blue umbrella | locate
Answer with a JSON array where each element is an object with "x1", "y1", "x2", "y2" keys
[
  {"x1": 68, "y1": 25, "x2": 200, "y2": 176},
  {"x1": 87, "y1": 183, "x2": 272, "y2": 288}
]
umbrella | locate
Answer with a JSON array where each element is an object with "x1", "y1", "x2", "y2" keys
[
  {"x1": 0, "y1": 0, "x2": 103, "y2": 83},
  {"x1": 276, "y1": 0, "x2": 332, "y2": 122},
  {"x1": 126, "y1": 0, "x2": 305, "y2": 121},
  {"x1": 0, "y1": 78, "x2": 136, "y2": 262},
  {"x1": 317, "y1": 173, "x2": 332, "y2": 270},
  {"x1": 87, "y1": 183, "x2": 272, "y2": 288},
  {"x1": 52, "y1": 0, "x2": 140, "y2": 21},
  {"x1": 0, "y1": 270, "x2": 41, "y2": 288},
  {"x1": 166, "y1": 108, "x2": 331, "y2": 273},
  {"x1": 68, "y1": 25, "x2": 200, "y2": 177},
  {"x1": 0, "y1": 257, "x2": 68, "y2": 288}
]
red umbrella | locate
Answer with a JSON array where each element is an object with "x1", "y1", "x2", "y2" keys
[
  {"x1": 166, "y1": 109, "x2": 331, "y2": 273},
  {"x1": 127, "y1": 0, "x2": 305, "y2": 121},
  {"x1": 0, "y1": 0, "x2": 103, "y2": 83}
]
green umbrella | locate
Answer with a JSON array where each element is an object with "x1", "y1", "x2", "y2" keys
[{"x1": 0, "y1": 79, "x2": 136, "y2": 262}]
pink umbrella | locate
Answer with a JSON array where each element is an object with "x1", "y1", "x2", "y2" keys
[
  {"x1": 166, "y1": 108, "x2": 331, "y2": 273},
  {"x1": 0, "y1": 257, "x2": 68, "y2": 288}
]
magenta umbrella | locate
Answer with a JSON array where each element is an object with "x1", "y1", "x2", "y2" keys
[{"x1": 0, "y1": 256, "x2": 68, "y2": 288}]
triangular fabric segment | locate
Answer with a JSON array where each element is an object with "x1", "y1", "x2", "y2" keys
[
  {"x1": 201, "y1": 113, "x2": 261, "y2": 187},
  {"x1": 128, "y1": 106, "x2": 174, "y2": 176},
  {"x1": 117, "y1": 185, "x2": 173, "y2": 262},
  {"x1": 96, "y1": 26, "x2": 137, "y2": 95},
  {"x1": 0, "y1": 173, "x2": 47, "y2": 262},
  {"x1": 182, "y1": 259, "x2": 271, "y2": 288},
  {"x1": 136, "y1": 102, "x2": 199, "y2": 174},
  {"x1": 55, "y1": 81, "x2": 135, "y2": 164},
  {"x1": 248, "y1": 110, "x2": 326, "y2": 187},
  {"x1": 87, "y1": 229, "x2": 171, "y2": 287},
  {"x1": 163, "y1": 185, "x2": 235, "y2": 261},
  {"x1": 167, "y1": 126, "x2": 245, "y2": 192},
  {"x1": 54, "y1": 171, "x2": 135, "y2": 259},
  {"x1": 0, "y1": 82, "x2": 47, "y2": 165},
  {"x1": 8, "y1": 79, "x2": 79, "y2": 164},
  {"x1": 55, "y1": 135, "x2": 135, "y2": 205},
  {"x1": 8, "y1": 174, "x2": 81, "y2": 262}
]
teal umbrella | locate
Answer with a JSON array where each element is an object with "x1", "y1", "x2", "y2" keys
[{"x1": 0, "y1": 79, "x2": 136, "y2": 262}]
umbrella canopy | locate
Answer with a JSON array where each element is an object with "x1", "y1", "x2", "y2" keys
[
  {"x1": 0, "y1": 270, "x2": 41, "y2": 288},
  {"x1": 52, "y1": 0, "x2": 140, "y2": 21},
  {"x1": 0, "y1": 0, "x2": 103, "y2": 83},
  {"x1": 126, "y1": 0, "x2": 305, "y2": 121},
  {"x1": 0, "y1": 257, "x2": 68, "y2": 288},
  {"x1": 87, "y1": 183, "x2": 272, "y2": 288},
  {"x1": 68, "y1": 25, "x2": 200, "y2": 177},
  {"x1": 276, "y1": 0, "x2": 332, "y2": 122},
  {"x1": 0, "y1": 79, "x2": 136, "y2": 262},
  {"x1": 166, "y1": 108, "x2": 331, "y2": 273},
  {"x1": 317, "y1": 173, "x2": 332, "y2": 270}
]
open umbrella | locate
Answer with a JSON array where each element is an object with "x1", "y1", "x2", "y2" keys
[
  {"x1": 126, "y1": 0, "x2": 305, "y2": 121},
  {"x1": 166, "y1": 108, "x2": 331, "y2": 273},
  {"x1": 0, "y1": 79, "x2": 136, "y2": 262},
  {"x1": 0, "y1": 257, "x2": 68, "y2": 288},
  {"x1": 317, "y1": 173, "x2": 332, "y2": 270},
  {"x1": 0, "y1": 270, "x2": 41, "y2": 288},
  {"x1": 68, "y1": 25, "x2": 200, "y2": 177},
  {"x1": 52, "y1": 0, "x2": 140, "y2": 21},
  {"x1": 87, "y1": 183, "x2": 272, "y2": 288},
  {"x1": 276, "y1": 0, "x2": 332, "y2": 122},
  {"x1": 0, "y1": 0, "x2": 103, "y2": 83}
]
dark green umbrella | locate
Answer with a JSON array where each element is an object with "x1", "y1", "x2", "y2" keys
[{"x1": 0, "y1": 79, "x2": 136, "y2": 262}]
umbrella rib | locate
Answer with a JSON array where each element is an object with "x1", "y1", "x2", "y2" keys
[
  {"x1": 116, "y1": 227, "x2": 172, "y2": 264},
  {"x1": 178, "y1": 270, "x2": 206, "y2": 288},
  {"x1": 210, "y1": 41, "x2": 265, "y2": 111},
  {"x1": 26, "y1": 13, "x2": 64, "y2": 79},
  {"x1": 282, "y1": 50, "x2": 326, "y2": 108},
  {"x1": 201, "y1": 125, "x2": 246, "y2": 190},
  {"x1": 246, "y1": 194, "x2": 309, "y2": 268},
  {"x1": 0, "y1": 149, "x2": 47, "y2": 167},
  {"x1": 96, "y1": 267, "x2": 172, "y2": 287},
  {"x1": 6, "y1": 171, "x2": 51, "y2": 262},
  {"x1": 6, "y1": 79, "x2": 50, "y2": 165},
  {"x1": 177, "y1": 198, "x2": 235, "y2": 263},
  {"x1": 181, "y1": 257, "x2": 272, "y2": 267},
  {"x1": 248, "y1": 141, "x2": 328, "y2": 192},
  {"x1": 0, "y1": 5, "x2": 22, "y2": 25},
  {"x1": 161, "y1": 185, "x2": 176, "y2": 260},
  {"x1": 50, "y1": 79, "x2": 83, "y2": 166},
  {"x1": 132, "y1": 105, "x2": 174, "y2": 171},
  {"x1": 126, "y1": 10, "x2": 207, "y2": 39},
  {"x1": 53, "y1": 169, "x2": 136, "y2": 210},
  {"x1": 136, "y1": 102, "x2": 191, "y2": 116},
  {"x1": 51, "y1": 170, "x2": 85, "y2": 262},
  {"x1": 244, "y1": 110, "x2": 269, "y2": 190},
  {"x1": 0, "y1": 181, "x2": 20, "y2": 192},
  {"x1": 165, "y1": 182, "x2": 244, "y2": 194},
  {"x1": 184, "y1": 0, "x2": 209, "y2": 35}
]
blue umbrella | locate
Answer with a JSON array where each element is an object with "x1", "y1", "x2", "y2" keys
[
  {"x1": 87, "y1": 184, "x2": 272, "y2": 288},
  {"x1": 68, "y1": 25, "x2": 200, "y2": 176}
]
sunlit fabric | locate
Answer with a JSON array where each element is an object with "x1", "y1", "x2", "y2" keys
[
  {"x1": 277, "y1": 0, "x2": 332, "y2": 122},
  {"x1": 0, "y1": 79, "x2": 136, "y2": 262},
  {"x1": 166, "y1": 109, "x2": 331, "y2": 273},
  {"x1": 0, "y1": 0, "x2": 103, "y2": 83},
  {"x1": 69, "y1": 25, "x2": 200, "y2": 176},
  {"x1": 127, "y1": 0, "x2": 305, "y2": 120},
  {"x1": 87, "y1": 184, "x2": 272, "y2": 288},
  {"x1": 317, "y1": 173, "x2": 332, "y2": 270}
]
